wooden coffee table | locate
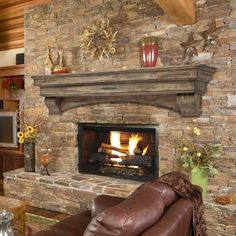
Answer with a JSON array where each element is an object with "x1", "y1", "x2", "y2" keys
[{"x1": 0, "y1": 196, "x2": 29, "y2": 234}]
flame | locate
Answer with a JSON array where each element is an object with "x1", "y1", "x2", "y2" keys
[
  {"x1": 110, "y1": 131, "x2": 120, "y2": 148},
  {"x1": 110, "y1": 131, "x2": 124, "y2": 156},
  {"x1": 142, "y1": 145, "x2": 149, "y2": 155},
  {"x1": 110, "y1": 131, "x2": 148, "y2": 157},
  {"x1": 129, "y1": 133, "x2": 142, "y2": 155}
]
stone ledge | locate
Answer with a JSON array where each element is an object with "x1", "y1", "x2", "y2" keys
[
  {"x1": 3, "y1": 169, "x2": 141, "y2": 214},
  {"x1": 3, "y1": 169, "x2": 141, "y2": 196}
]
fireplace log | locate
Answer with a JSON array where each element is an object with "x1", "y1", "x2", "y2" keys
[
  {"x1": 134, "y1": 147, "x2": 142, "y2": 155},
  {"x1": 99, "y1": 165, "x2": 144, "y2": 177},
  {"x1": 90, "y1": 153, "x2": 122, "y2": 163},
  {"x1": 90, "y1": 152, "x2": 152, "y2": 167},
  {"x1": 98, "y1": 143, "x2": 129, "y2": 155},
  {"x1": 90, "y1": 153, "x2": 110, "y2": 163},
  {"x1": 121, "y1": 155, "x2": 152, "y2": 167}
]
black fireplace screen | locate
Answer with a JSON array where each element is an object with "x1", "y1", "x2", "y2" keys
[{"x1": 78, "y1": 123, "x2": 159, "y2": 181}]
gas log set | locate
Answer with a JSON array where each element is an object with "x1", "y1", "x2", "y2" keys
[
  {"x1": 90, "y1": 131, "x2": 152, "y2": 168},
  {"x1": 78, "y1": 124, "x2": 158, "y2": 181}
]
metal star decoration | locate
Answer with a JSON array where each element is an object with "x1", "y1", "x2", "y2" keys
[
  {"x1": 199, "y1": 18, "x2": 222, "y2": 51},
  {"x1": 180, "y1": 31, "x2": 198, "y2": 62}
]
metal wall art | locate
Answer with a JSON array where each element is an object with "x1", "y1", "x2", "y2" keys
[{"x1": 180, "y1": 18, "x2": 224, "y2": 62}]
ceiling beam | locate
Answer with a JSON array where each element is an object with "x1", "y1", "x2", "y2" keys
[{"x1": 154, "y1": 0, "x2": 196, "y2": 25}]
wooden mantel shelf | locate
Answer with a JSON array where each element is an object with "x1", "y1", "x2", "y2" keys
[{"x1": 32, "y1": 65, "x2": 216, "y2": 117}]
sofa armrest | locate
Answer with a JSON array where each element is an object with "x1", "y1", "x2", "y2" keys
[
  {"x1": 141, "y1": 198, "x2": 193, "y2": 236},
  {"x1": 91, "y1": 194, "x2": 125, "y2": 218}
]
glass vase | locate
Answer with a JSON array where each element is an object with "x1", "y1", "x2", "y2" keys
[
  {"x1": 24, "y1": 142, "x2": 35, "y2": 172},
  {"x1": 0, "y1": 210, "x2": 15, "y2": 236}
]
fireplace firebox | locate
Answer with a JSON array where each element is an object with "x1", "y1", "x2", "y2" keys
[{"x1": 78, "y1": 123, "x2": 159, "y2": 181}]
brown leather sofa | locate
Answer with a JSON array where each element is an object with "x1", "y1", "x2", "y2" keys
[{"x1": 33, "y1": 180, "x2": 194, "y2": 236}]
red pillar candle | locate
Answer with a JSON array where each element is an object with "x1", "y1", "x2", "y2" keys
[{"x1": 140, "y1": 36, "x2": 159, "y2": 68}]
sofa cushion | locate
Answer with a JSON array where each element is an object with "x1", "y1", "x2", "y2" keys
[
  {"x1": 91, "y1": 195, "x2": 125, "y2": 218},
  {"x1": 84, "y1": 181, "x2": 179, "y2": 236}
]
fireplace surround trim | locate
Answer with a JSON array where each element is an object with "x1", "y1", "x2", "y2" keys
[
  {"x1": 78, "y1": 123, "x2": 159, "y2": 181},
  {"x1": 32, "y1": 64, "x2": 216, "y2": 117}
]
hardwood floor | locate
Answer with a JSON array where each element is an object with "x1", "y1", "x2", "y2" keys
[{"x1": 26, "y1": 205, "x2": 69, "y2": 222}]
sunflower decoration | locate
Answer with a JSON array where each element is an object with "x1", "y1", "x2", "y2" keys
[
  {"x1": 17, "y1": 125, "x2": 38, "y2": 144},
  {"x1": 80, "y1": 18, "x2": 118, "y2": 61}
]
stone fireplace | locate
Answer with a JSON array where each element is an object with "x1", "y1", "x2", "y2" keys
[
  {"x1": 3, "y1": 0, "x2": 236, "y2": 235},
  {"x1": 78, "y1": 123, "x2": 158, "y2": 181},
  {"x1": 30, "y1": 64, "x2": 215, "y2": 177}
]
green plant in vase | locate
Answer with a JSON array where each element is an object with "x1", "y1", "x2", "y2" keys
[{"x1": 175, "y1": 123, "x2": 224, "y2": 198}]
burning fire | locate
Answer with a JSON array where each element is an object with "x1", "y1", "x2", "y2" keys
[
  {"x1": 129, "y1": 133, "x2": 142, "y2": 155},
  {"x1": 110, "y1": 131, "x2": 148, "y2": 157},
  {"x1": 110, "y1": 131, "x2": 123, "y2": 156},
  {"x1": 142, "y1": 145, "x2": 149, "y2": 155}
]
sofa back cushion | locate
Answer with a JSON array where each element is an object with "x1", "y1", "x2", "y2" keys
[
  {"x1": 91, "y1": 195, "x2": 125, "y2": 218},
  {"x1": 84, "y1": 181, "x2": 179, "y2": 236}
]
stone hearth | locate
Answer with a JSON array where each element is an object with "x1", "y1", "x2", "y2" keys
[{"x1": 4, "y1": 169, "x2": 140, "y2": 214}]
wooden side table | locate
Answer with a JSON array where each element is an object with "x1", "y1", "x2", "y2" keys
[{"x1": 0, "y1": 196, "x2": 29, "y2": 234}]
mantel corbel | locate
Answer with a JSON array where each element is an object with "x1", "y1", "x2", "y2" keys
[
  {"x1": 32, "y1": 65, "x2": 216, "y2": 117},
  {"x1": 45, "y1": 97, "x2": 62, "y2": 115}
]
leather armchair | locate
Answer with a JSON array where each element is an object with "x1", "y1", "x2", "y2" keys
[{"x1": 33, "y1": 181, "x2": 193, "y2": 236}]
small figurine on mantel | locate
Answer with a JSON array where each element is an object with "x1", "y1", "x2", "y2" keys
[
  {"x1": 53, "y1": 50, "x2": 71, "y2": 74},
  {"x1": 44, "y1": 46, "x2": 54, "y2": 75}
]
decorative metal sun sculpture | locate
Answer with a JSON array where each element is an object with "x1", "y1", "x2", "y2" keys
[
  {"x1": 80, "y1": 18, "x2": 118, "y2": 61},
  {"x1": 200, "y1": 18, "x2": 223, "y2": 51},
  {"x1": 180, "y1": 31, "x2": 198, "y2": 62}
]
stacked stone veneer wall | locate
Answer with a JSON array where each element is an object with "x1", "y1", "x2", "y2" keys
[{"x1": 5, "y1": 0, "x2": 236, "y2": 235}]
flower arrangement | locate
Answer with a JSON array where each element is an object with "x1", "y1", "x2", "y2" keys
[
  {"x1": 17, "y1": 125, "x2": 37, "y2": 144},
  {"x1": 176, "y1": 124, "x2": 224, "y2": 176},
  {"x1": 17, "y1": 108, "x2": 47, "y2": 145},
  {"x1": 2, "y1": 76, "x2": 24, "y2": 90}
]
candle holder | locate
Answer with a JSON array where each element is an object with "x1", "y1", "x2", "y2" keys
[
  {"x1": 40, "y1": 154, "x2": 50, "y2": 176},
  {"x1": 139, "y1": 36, "x2": 159, "y2": 68}
]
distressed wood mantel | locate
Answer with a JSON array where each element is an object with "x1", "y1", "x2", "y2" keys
[{"x1": 32, "y1": 65, "x2": 216, "y2": 117}]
